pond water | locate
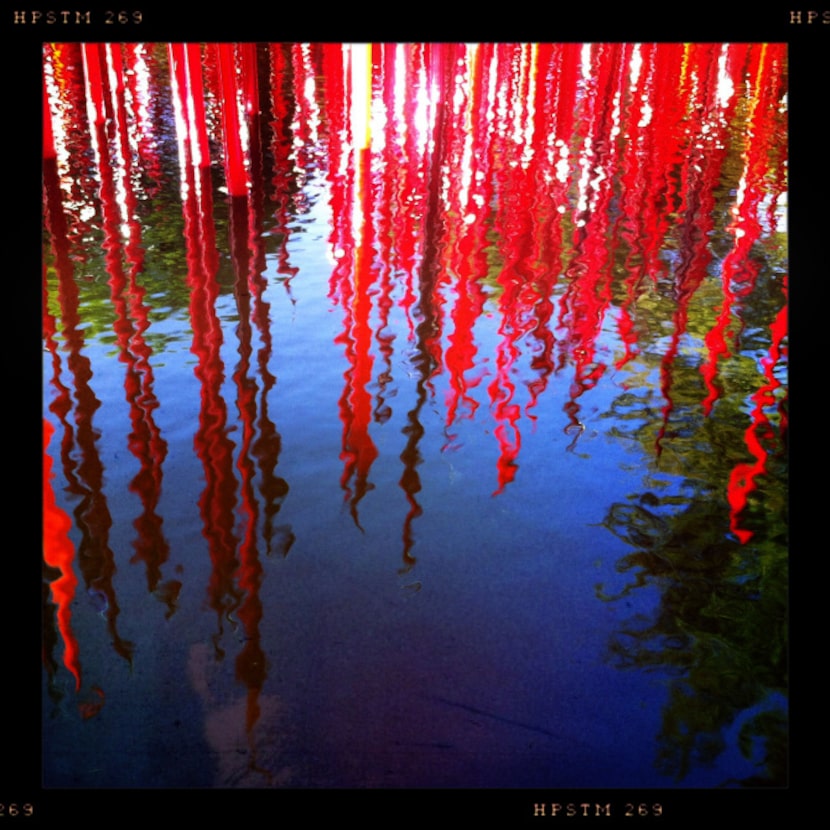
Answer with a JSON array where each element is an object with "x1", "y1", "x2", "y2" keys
[{"x1": 42, "y1": 42, "x2": 788, "y2": 789}]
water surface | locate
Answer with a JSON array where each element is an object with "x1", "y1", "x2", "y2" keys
[{"x1": 42, "y1": 42, "x2": 788, "y2": 788}]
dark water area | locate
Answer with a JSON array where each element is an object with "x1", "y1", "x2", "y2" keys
[{"x1": 42, "y1": 42, "x2": 787, "y2": 789}]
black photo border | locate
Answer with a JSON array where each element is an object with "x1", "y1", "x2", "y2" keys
[{"x1": 7, "y1": 2, "x2": 822, "y2": 823}]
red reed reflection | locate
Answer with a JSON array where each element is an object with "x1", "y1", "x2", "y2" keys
[
  {"x1": 43, "y1": 419, "x2": 81, "y2": 691},
  {"x1": 43, "y1": 54, "x2": 135, "y2": 670},
  {"x1": 173, "y1": 52, "x2": 241, "y2": 652},
  {"x1": 441, "y1": 45, "x2": 494, "y2": 440},
  {"x1": 264, "y1": 43, "x2": 300, "y2": 293},
  {"x1": 329, "y1": 45, "x2": 381, "y2": 529},
  {"x1": 183, "y1": 160, "x2": 242, "y2": 655},
  {"x1": 214, "y1": 43, "x2": 249, "y2": 197},
  {"x1": 169, "y1": 43, "x2": 210, "y2": 171},
  {"x1": 175, "y1": 47, "x2": 288, "y2": 758},
  {"x1": 86, "y1": 42, "x2": 174, "y2": 612},
  {"x1": 653, "y1": 45, "x2": 737, "y2": 457},
  {"x1": 174, "y1": 68, "x2": 240, "y2": 651},
  {"x1": 726, "y1": 276, "x2": 788, "y2": 543},
  {"x1": 43, "y1": 108, "x2": 81, "y2": 693},
  {"x1": 517, "y1": 44, "x2": 574, "y2": 425},
  {"x1": 718, "y1": 46, "x2": 788, "y2": 542},
  {"x1": 230, "y1": 60, "x2": 283, "y2": 755},
  {"x1": 556, "y1": 44, "x2": 628, "y2": 445}
]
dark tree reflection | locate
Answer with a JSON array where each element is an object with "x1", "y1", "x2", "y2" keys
[{"x1": 599, "y1": 343, "x2": 787, "y2": 785}]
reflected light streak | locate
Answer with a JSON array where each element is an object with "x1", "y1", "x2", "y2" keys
[
  {"x1": 727, "y1": 285, "x2": 786, "y2": 544},
  {"x1": 43, "y1": 419, "x2": 81, "y2": 691}
]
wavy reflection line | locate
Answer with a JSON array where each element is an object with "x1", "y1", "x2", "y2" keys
[
  {"x1": 340, "y1": 160, "x2": 380, "y2": 527},
  {"x1": 727, "y1": 276, "x2": 788, "y2": 543},
  {"x1": 653, "y1": 44, "x2": 737, "y2": 458},
  {"x1": 614, "y1": 42, "x2": 662, "y2": 370},
  {"x1": 181, "y1": 142, "x2": 242, "y2": 655},
  {"x1": 395, "y1": 44, "x2": 461, "y2": 561},
  {"x1": 266, "y1": 43, "x2": 300, "y2": 296},
  {"x1": 44, "y1": 46, "x2": 135, "y2": 667},
  {"x1": 233, "y1": 312, "x2": 272, "y2": 770},
  {"x1": 556, "y1": 43, "x2": 626, "y2": 442},
  {"x1": 172, "y1": 43, "x2": 252, "y2": 649},
  {"x1": 441, "y1": 44, "x2": 494, "y2": 440},
  {"x1": 244, "y1": 49, "x2": 294, "y2": 559},
  {"x1": 43, "y1": 419, "x2": 81, "y2": 691},
  {"x1": 231, "y1": 235, "x2": 268, "y2": 759},
  {"x1": 370, "y1": 43, "x2": 406, "y2": 427},
  {"x1": 389, "y1": 43, "x2": 429, "y2": 339},
  {"x1": 93, "y1": 45, "x2": 173, "y2": 611},
  {"x1": 520, "y1": 43, "x2": 573, "y2": 422},
  {"x1": 331, "y1": 45, "x2": 380, "y2": 529},
  {"x1": 703, "y1": 44, "x2": 788, "y2": 419},
  {"x1": 55, "y1": 260, "x2": 132, "y2": 668},
  {"x1": 42, "y1": 133, "x2": 84, "y2": 693},
  {"x1": 226, "y1": 52, "x2": 293, "y2": 758},
  {"x1": 487, "y1": 44, "x2": 576, "y2": 486}
]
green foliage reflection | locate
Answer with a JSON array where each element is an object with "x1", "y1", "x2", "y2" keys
[{"x1": 600, "y1": 469, "x2": 786, "y2": 785}]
